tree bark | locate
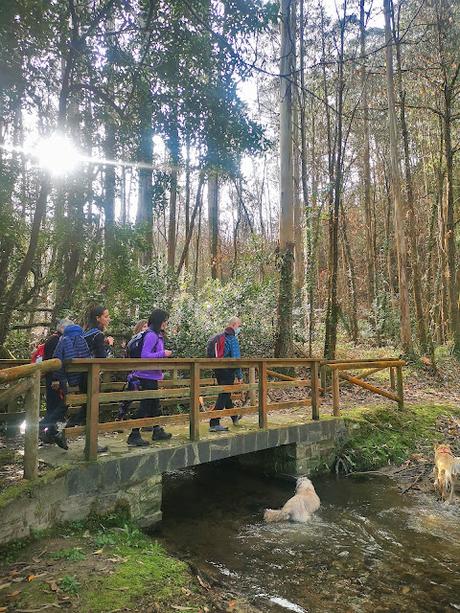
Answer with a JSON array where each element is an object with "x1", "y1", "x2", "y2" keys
[
  {"x1": 275, "y1": 0, "x2": 295, "y2": 358},
  {"x1": 383, "y1": 0, "x2": 413, "y2": 356}
]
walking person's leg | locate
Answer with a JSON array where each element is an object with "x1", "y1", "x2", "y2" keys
[{"x1": 209, "y1": 369, "x2": 234, "y2": 432}]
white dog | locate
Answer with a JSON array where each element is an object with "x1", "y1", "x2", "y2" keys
[{"x1": 264, "y1": 477, "x2": 320, "y2": 523}]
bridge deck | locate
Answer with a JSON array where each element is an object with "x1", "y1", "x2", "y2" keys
[{"x1": 37, "y1": 408, "x2": 336, "y2": 471}]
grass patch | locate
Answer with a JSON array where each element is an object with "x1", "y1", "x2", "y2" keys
[
  {"x1": 337, "y1": 403, "x2": 460, "y2": 472},
  {"x1": 50, "y1": 547, "x2": 86, "y2": 561}
]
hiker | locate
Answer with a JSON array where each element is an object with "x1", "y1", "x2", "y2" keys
[
  {"x1": 116, "y1": 319, "x2": 149, "y2": 421},
  {"x1": 38, "y1": 318, "x2": 74, "y2": 449},
  {"x1": 207, "y1": 316, "x2": 243, "y2": 433},
  {"x1": 126, "y1": 309, "x2": 173, "y2": 447},
  {"x1": 64, "y1": 305, "x2": 114, "y2": 429},
  {"x1": 51, "y1": 322, "x2": 94, "y2": 449},
  {"x1": 82, "y1": 305, "x2": 114, "y2": 358}
]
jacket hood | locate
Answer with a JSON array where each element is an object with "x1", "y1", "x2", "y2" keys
[
  {"x1": 63, "y1": 324, "x2": 84, "y2": 338},
  {"x1": 224, "y1": 327, "x2": 235, "y2": 335}
]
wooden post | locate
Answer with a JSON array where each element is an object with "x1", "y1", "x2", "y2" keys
[
  {"x1": 85, "y1": 364, "x2": 100, "y2": 461},
  {"x1": 258, "y1": 361, "x2": 267, "y2": 429},
  {"x1": 249, "y1": 367, "x2": 256, "y2": 406},
  {"x1": 332, "y1": 368, "x2": 340, "y2": 416},
  {"x1": 311, "y1": 360, "x2": 320, "y2": 420},
  {"x1": 389, "y1": 367, "x2": 396, "y2": 390},
  {"x1": 396, "y1": 365, "x2": 404, "y2": 410},
  {"x1": 190, "y1": 362, "x2": 201, "y2": 441},
  {"x1": 24, "y1": 370, "x2": 41, "y2": 479}
]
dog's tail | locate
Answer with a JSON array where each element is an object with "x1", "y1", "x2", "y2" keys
[{"x1": 264, "y1": 508, "x2": 290, "y2": 523}]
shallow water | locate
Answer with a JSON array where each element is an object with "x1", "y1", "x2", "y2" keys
[{"x1": 159, "y1": 463, "x2": 460, "y2": 613}]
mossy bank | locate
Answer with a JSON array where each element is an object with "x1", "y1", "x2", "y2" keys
[
  {"x1": 336, "y1": 403, "x2": 460, "y2": 473},
  {"x1": 0, "y1": 514, "x2": 253, "y2": 612}
]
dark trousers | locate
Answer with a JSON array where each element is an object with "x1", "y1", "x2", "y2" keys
[
  {"x1": 133, "y1": 379, "x2": 160, "y2": 431},
  {"x1": 40, "y1": 378, "x2": 67, "y2": 434},
  {"x1": 210, "y1": 369, "x2": 236, "y2": 427}
]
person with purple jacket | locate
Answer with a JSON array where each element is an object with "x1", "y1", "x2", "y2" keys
[{"x1": 127, "y1": 309, "x2": 173, "y2": 447}]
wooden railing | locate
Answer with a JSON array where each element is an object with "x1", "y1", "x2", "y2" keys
[
  {"x1": 323, "y1": 358, "x2": 405, "y2": 416},
  {"x1": 0, "y1": 359, "x2": 61, "y2": 479},
  {"x1": 0, "y1": 356, "x2": 405, "y2": 472},
  {"x1": 63, "y1": 358, "x2": 321, "y2": 461}
]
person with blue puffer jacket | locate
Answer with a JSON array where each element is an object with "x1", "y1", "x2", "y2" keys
[{"x1": 210, "y1": 316, "x2": 243, "y2": 432}]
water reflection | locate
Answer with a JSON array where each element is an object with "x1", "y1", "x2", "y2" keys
[{"x1": 160, "y1": 463, "x2": 460, "y2": 613}]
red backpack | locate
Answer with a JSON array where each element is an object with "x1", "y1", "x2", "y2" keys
[
  {"x1": 31, "y1": 343, "x2": 46, "y2": 363},
  {"x1": 206, "y1": 332, "x2": 227, "y2": 358}
]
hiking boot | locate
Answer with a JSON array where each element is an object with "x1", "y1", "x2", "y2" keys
[
  {"x1": 39, "y1": 428, "x2": 55, "y2": 444},
  {"x1": 209, "y1": 424, "x2": 229, "y2": 432},
  {"x1": 127, "y1": 431, "x2": 150, "y2": 447},
  {"x1": 152, "y1": 427, "x2": 172, "y2": 441},
  {"x1": 97, "y1": 445, "x2": 109, "y2": 453},
  {"x1": 232, "y1": 415, "x2": 242, "y2": 425},
  {"x1": 53, "y1": 431, "x2": 69, "y2": 450}
]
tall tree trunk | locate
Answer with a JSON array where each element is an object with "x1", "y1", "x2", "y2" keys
[
  {"x1": 393, "y1": 5, "x2": 430, "y2": 355},
  {"x1": 103, "y1": 122, "x2": 116, "y2": 264},
  {"x1": 324, "y1": 1, "x2": 346, "y2": 361},
  {"x1": 275, "y1": 0, "x2": 295, "y2": 358},
  {"x1": 383, "y1": 0, "x2": 413, "y2": 355},
  {"x1": 167, "y1": 115, "x2": 179, "y2": 270},
  {"x1": 136, "y1": 87, "x2": 153, "y2": 264},
  {"x1": 359, "y1": 0, "x2": 376, "y2": 316},
  {"x1": 184, "y1": 135, "x2": 191, "y2": 271},
  {"x1": 207, "y1": 170, "x2": 220, "y2": 280}
]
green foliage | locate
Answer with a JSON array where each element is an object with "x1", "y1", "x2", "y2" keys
[
  {"x1": 51, "y1": 547, "x2": 86, "y2": 561},
  {"x1": 59, "y1": 575, "x2": 81, "y2": 595}
]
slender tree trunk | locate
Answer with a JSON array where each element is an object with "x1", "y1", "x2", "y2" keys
[
  {"x1": 383, "y1": 0, "x2": 413, "y2": 355},
  {"x1": 359, "y1": 0, "x2": 376, "y2": 316},
  {"x1": 207, "y1": 170, "x2": 220, "y2": 280},
  {"x1": 167, "y1": 115, "x2": 179, "y2": 270},
  {"x1": 184, "y1": 135, "x2": 191, "y2": 271},
  {"x1": 393, "y1": 6, "x2": 429, "y2": 355},
  {"x1": 275, "y1": 0, "x2": 295, "y2": 358},
  {"x1": 136, "y1": 87, "x2": 153, "y2": 264}
]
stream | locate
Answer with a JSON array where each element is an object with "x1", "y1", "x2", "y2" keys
[{"x1": 159, "y1": 462, "x2": 460, "y2": 613}]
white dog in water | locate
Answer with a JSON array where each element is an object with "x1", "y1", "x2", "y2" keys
[{"x1": 264, "y1": 477, "x2": 320, "y2": 523}]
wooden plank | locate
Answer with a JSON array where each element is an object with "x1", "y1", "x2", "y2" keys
[
  {"x1": 64, "y1": 414, "x2": 190, "y2": 438},
  {"x1": 84, "y1": 364, "x2": 100, "y2": 461},
  {"x1": 0, "y1": 358, "x2": 61, "y2": 383},
  {"x1": 0, "y1": 378, "x2": 32, "y2": 408},
  {"x1": 249, "y1": 367, "x2": 257, "y2": 406},
  {"x1": 200, "y1": 406, "x2": 259, "y2": 419},
  {"x1": 267, "y1": 380, "x2": 311, "y2": 389},
  {"x1": 258, "y1": 361, "x2": 267, "y2": 429},
  {"x1": 332, "y1": 369, "x2": 340, "y2": 416},
  {"x1": 23, "y1": 371, "x2": 41, "y2": 480},
  {"x1": 267, "y1": 399, "x2": 311, "y2": 411},
  {"x1": 338, "y1": 372, "x2": 399, "y2": 402},
  {"x1": 200, "y1": 383, "x2": 258, "y2": 395},
  {"x1": 189, "y1": 362, "x2": 200, "y2": 441},
  {"x1": 389, "y1": 367, "x2": 396, "y2": 391},
  {"x1": 65, "y1": 357, "x2": 319, "y2": 365},
  {"x1": 396, "y1": 365, "x2": 404, "y2": 410},
  {"x1": 310, "y1": 361, "x2": 320, "y2": 420},
  {"x1": 266, "y1": 368, "x2": 297, "y2": 381},
  {"x1": 323, "y1": 357, "x2": 401, "y2": 364},
  {"x1": 329, "y1": 360, "x2": 405, "y2": 370},
  {"x1": 98, "y1": 388, "x2": 191, "y2": 402}
]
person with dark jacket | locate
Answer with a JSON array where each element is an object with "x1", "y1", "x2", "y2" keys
[
  {"x1": 127, "y1": 309, "x2": 173, "y2": 447},
  {"x1": 63, "y1": 306, "x2": 113, "y2": 445},
  {"x1": 209, "y1": 316, "x2": 243, "y2": 432},
  {"x1": 39, "y1": 319, "x2": 73, "y2": 448}
]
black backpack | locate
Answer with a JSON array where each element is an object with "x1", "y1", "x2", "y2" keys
[{"x1": 126, "y1": 330, "x2": 149, "y2": 358}]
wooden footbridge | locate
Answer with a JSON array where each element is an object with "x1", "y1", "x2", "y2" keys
[{"x1": 0, "y1": 356, "x2": 405, "y2": 479}]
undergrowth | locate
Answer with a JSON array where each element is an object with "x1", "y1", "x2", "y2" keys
[{"x1": 336, "y1": 404, "x2": 460, "y2": 472}]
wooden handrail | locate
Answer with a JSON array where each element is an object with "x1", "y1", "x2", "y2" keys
[
  {"x1": 0, "y1": 358, "x2": 61, "y2": 383},
  {"x1": 0, "y1": 359, "x2": 62, "y2": 480}
]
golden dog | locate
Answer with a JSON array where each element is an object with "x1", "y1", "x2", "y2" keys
[
  {"x1": 264, "y1": 477, "x2": 320, "y2": 523},
  {"x1": 433, "y1": 444, "x2": 458, "y2": 503}
]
